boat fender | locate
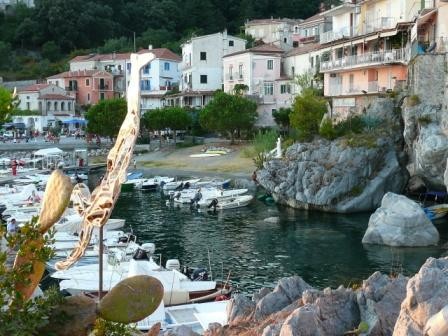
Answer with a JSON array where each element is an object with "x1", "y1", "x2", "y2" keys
[{"x1": 215, "y1": 295, "x2": 228, "y2": 301}]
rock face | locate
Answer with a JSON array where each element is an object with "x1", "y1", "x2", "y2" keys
[
  {"x1": 393, "y1": 257, "x2": 448, "y2": 336},
  {"x1": 258, "y1": 139, "x2": 407, "y2": 213},
  {"x1": 402, "y1": 54, "x2": 448, "y2": 189},
  {"x1": 362, "y1": 192, "x2": 439, "y2": 247},
  {"x1": 357, "y1": 272, "x2": 409, "y2": 336}
]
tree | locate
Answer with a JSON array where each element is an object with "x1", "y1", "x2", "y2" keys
[
  {"x1": 0, "y1": 41, "x2": 12, "y2": 70},
  {"x1": 141, "y1": 108, "x2": 166, "y2": 148},
  {"x1": 290, "y1": 89, "x2": 327, "y2": 141},
  {"x1": 41, "y1": 41, "x2": 61, "y2": 62},
  {"x1": 0, "y1": 87, "x2": 18, "y2": 124},
  {"x1": 86, "y1": 98, "x2": 127, "y2": 139},
  {"x1": 163, "y1": 107, "x2": 191, "y2": 143},
  {"x1": 233, "y1": 84, "x2": 249, "y2": 96},
  {"x1": 200, "y1": 91, "x2": 257, "y2": 143},
  {"x1": 273, "y1": 107, "x2": 292, "y2": 134}
]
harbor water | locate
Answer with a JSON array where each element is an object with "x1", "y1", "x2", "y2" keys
[{"x1": 111, "y1": 186, "x2": 448, "y2": 293}]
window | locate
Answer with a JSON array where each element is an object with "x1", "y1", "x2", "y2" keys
[
  {"x1": 61, "y1": 102, "x2": 65, "y2": 111},
  {"x1": 85, "y1": 79, "x2": 90, "y2": 86},
  {"x1": 229, "y1": 66, "x2": 233, "y2": 80},
  {"x1": 140, "y1": 80, "x2": 151, "y2": 91},
  {"x1": 200, "y1": 52, "x2": 207, "y2": 61},
  {"x1": 100, "y1": 92, "x2": 105, "y2": 100},
  {"x1": 291, "y1": 66, "x2": 295, "y2": 77},
  {"x1": 200, "y1": 75, "x2": 207, "y2": 84},
  {"x1": 229, "y1": 40, "x2": 234, "y2": 47},
  {"x1": 293, "y1": 41, "x2": 298, "y2": 48},
  {"x1": 164, "y1": 62, "x2": 170, "y2": 71},
  {"x1": 238, "y1": 64, "x2": 243, "y2": 78},
  {"x1": 127, "y1": 63, "x2": 131, "y2": 73},
  {"x1": 310, "y1": 57, "x2": 314, "y2": 68},
  {"x1": 54, "y1": 102, "x2": 58, "y2": 110},
  {"x1": 264, "y1": 82, "x2": 274, "y2": 95},
  {"x1": 47, "y1": 102, "x2": 51, "y2": 110},
  {"x1": 143, "y1": 64, "x2": 150, "y2": 74},
  {"x1": 267, "y1": 60, "x2": 273, "y2": 70},
  {"x1": 68, "y1": 102, "x2": 72, "y2": 111},
  {"x1": 283, "y1": 37, "x2": 287, "y2": 43},
  {"x1": 26, "y1": 102, "x2": 30, "y2": 110},
  {"x1": 280, "y1": 84, "x2": 291, "y2": 94},
  {"x1": 87, "y1": 93, "x2": 90, "y2": 102}
]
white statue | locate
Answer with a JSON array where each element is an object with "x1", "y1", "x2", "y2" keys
[{"x1": 276, "y1": 137, "x2": 282, "y2": 158}]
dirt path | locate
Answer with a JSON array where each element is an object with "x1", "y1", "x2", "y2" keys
[{"x1": 136, "y1": 143, "x2": 255, "y2": 178}]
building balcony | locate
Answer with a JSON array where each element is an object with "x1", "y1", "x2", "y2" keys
[
  {"x1": 98, "y1": 84, "x2": 110, "y2": 90},
  {"x1": 65, "y1": 86, "x2": 78, "y2": 92},
  {"x1": 180, "y1": 62, "x2": 192, "y2": 71},
  {"x1": 159, "y1": 86, "x2": 173, "y2": 91},
  {"x1": 320, "y1": 26, "x2": 352, "y2": 44},
  {"x1": 360, "y1": 17, "x2": 398, "y2": 35},
  {"x1": 225, "y1": 73, "x2": 244, "y2": 81},
  {"x1": 321, "y1": 48, "x2": 409, "y2": 72},
  {"x1": 327, "y1": 82, "x2": 391, "y2": 97}
]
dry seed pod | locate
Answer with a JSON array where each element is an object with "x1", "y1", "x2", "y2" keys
[{"x1": 39, "y1": 169, "x2": 73, "y2": 233}]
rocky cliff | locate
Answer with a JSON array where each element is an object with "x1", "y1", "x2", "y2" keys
[{"x1": 403, "y1": 54, "x2": 448, "y2": 189}]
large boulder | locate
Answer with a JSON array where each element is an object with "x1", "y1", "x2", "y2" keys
[
  {"x1": 393, "y1": 257, "x2": 448, "y2": 336},
  {"x1": 362, "y1": 192, "x2": 439, "y2": 247},
  {"x1": 227, "y1": 293, "x2": 255, "y2": 324},
  {"x1": 279, "y1": 286, "x2": 360, "y2": 336},
  {"x1": 357, "y1": 272, "x2": 409, "y2": 336},
  {"x1": 254, "y1": 276, "x2": 313, "y2": 320},
  {"x1": 257, "y1": 139, "x2": 407, "y2": 213}
]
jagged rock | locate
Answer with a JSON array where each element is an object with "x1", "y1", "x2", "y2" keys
[
  {"x1": 204, "y1": 323, "x2": 223, "y2": 336},
  {"x1": 279, "y1": 286, "x2": 359, "y2": 336},
  {"x1": 262, "y1": 323, "x2": 284, "y2": 336},
  {"x1": 162, "y1": 325, "x2": 199, "y2": 336},
  {"x1": 227, "y1": 294, "x2": 255, "y2": 324},
  {"x1": 258, "y1": 139, "x2": 407, "y2": 213},
  {"x1": 362, "y1": 192, "x2": 439, "y2": 247},
  {"x1": 393, "y1": 257, "x2": 448, "y2": 336},
  {"x1": 357, "y1": 272, "x2": 408, "y2": 335},
  {"x1": 253, "y1": 287, "x2": 272, "y2": 303},
  {"x1": 406, "y1": 175, "x2": 427, "y2": 193},
  {"x1": 254, "y1": 276, "x2": 313, "y2": 320}
]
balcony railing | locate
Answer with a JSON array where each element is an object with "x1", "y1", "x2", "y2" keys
[
  {"x1": 368, "y1": 81, "x2": 378, "y2": 92},
  {"x1": 320, "y1": 26, "x2": 352, "y2": 44},
  {"x1": 65, "y1": 86, "x2": 78, "y2": 92},
  {"x1": 321, "y1": 48, "x2": 409, "y2": 72},
  {"x1": 361, "y1": 17, "x2": 397, "y2": 35},
  {"x1": 98, "y1": 84, "x2": 109, "y2": 90},
  {"x1": 327, "y1": 81, "x2": 390, "y2": 96},
  {"x1": 225, "y1": 74, "x2": 234, "y2": 81}
]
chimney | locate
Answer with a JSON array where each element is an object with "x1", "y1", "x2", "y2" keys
[{"x1": 148, "y1": 44, "x2": 153, "y2": 50}]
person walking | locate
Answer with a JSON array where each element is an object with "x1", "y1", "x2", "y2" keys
[
  {"x1": 7, "y1": 218, "x2": 18, "y2": 236},
  {"x1": 133, "y1": 159, "x2": 137, "y2": 170}
]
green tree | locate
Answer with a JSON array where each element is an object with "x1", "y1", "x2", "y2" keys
[
  {"x1": 290, "y1": 89, "x2": 327, "y2": 141},
  {"x1": 99, "y1": 37, "x2": 133, "y2": 53},
  {"x1": 0, "y1": 87, "x2": 18, "y2": 124},
  {"x1": 41, "y1": 41, "x2": 61, "y2": 62},
  {"x1": 163, "y1": 107, "x2": 191, "y2": 143},
  {"x1": 200, "y1": 91, "x2": 257, "y2": 143},
  {"x1": 141, "y1": 108, "x2": 166, "y2": 148},
  {"x1": 86, "y1": 98, "x2": 127, "y2": 139},
  {"x1": 0, "y1": 41, "x2": 12, "y2": 70},
  {"x1": 273, "y1": 107, "x2": 292, "y2": 134},
  {"x1": 233, "y1": 84, "x2": 249, "y2": 96}
]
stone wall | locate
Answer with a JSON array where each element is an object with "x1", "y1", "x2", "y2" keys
[{"x1": 403, "y1": 53, "x2": 448, "y2": 188}]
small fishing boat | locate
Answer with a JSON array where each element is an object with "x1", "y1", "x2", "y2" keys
[
  {"x1": 206, "y1": 194, "x2": 254, "y2": 210},
  {"x1": 423, "y1": 204, "x2": 448, "y2": 220},
  {"x1": 173, "y1": 187, "x2": 248, "y2": 205},
  {"x1": 140, "y1": 176, "x2": 174, "y2": 191},
  {"x1": 162, "y1": 179, "x2": 201, "y2": 191},
  {"x1": 121, "y1": 171, "x2": 145, "y2": 191}
]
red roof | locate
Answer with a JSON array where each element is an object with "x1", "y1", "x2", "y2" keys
[
  {"x1": 285, "y1": 43, "x2": 322, "y2": 57},
  {"x1": 137, "y1": 48, "x2": 181, "y2": 62},
  {"x1": 47, "y1": 70, "x2": 112, "y2": 79},
  {"x1": 19, "y1": 84, "x2": 50, "y2": 92},
  {"x1": 70, "y1": 52, "x2": 132, "y2": 63},
  {"x1": 40, "y1": 94, "x2": 75, "y2": 100},
  {"x1": 223, "y1": 43, "x2": 284, "y2": 58}
]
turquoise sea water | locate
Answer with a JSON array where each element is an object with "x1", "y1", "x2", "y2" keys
[{"x1": 111, "y1": 187, "x2": 448, "y2": 293}]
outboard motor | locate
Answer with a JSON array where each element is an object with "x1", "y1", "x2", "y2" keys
[
  {"x1": 175, "y1": 182, "x2": 184, "y2": 191},
  {"x1": 207, "y1": 198, "x2": 219, "y2": 211},
  {"x1": 132, "y1": 247, "x2": 149, "y2": 261},
  {"x1": 190, "y1": 268, "x2": 209, "y2": 281},
  {"x1": 184, "y1": 182, "x2": 190, "y2": 189}
]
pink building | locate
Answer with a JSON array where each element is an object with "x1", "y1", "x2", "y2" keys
[
  {"x1": 47, "y1": 70, "x2": 115, "y2": 107},
  {"x1": 223, "y1": 44, "x2": 294, "y2": 127}
]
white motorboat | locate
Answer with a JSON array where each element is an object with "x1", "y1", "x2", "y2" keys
[
  {"x1": 135, "y1": 300, "x2": 228, "y2": 333},
  {"x1": 162, "y1": 179, "x2": 201, "y2": 191},
  {"x1": 173, "y1": 187, "x2": 248, "y2": 204},
  {"x1": 206, "y1": 194, "x2": 254, "y2": 210},
  {"x1": 140, "y1": 176, "x2": 174, "y2": 191},
  {"x1": 55, "y1": 214, "x2": 125, "y2": 233},
  {"x1": 51, "y1": 230, "x2": 131, "y2": 251},
  {"x1": 69, "y1": 173, "x2": 88, "y2": 183}
]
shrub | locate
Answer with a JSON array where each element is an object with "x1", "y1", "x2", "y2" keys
[
  {"x1": 253, "y1": 129, "x2": 279, "y2": 154},
  {"x1": 334, "y1": 115, "x2": 364, "y2": 136},
  {"x1": 281, "y1": 137, "x2": 295, "y2": 150},
  {"x1": 408, "y1": 95, "x2": 420, "y2": 107},
  {"x1": 253, "y1": 152, "x2": 268, "y2": 170},
  {"x1": 319, "y1": 117, "x2": 336, "y2": 140}
]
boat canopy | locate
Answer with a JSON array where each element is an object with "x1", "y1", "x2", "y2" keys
[{"x1": 33, "y1": 147, "x2": 64, "y2": 156}]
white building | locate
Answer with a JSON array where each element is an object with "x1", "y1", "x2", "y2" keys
[
  {"x1": 223, "y1": 44, "x2": 294, "y2": 127},
  {"x1": 15, "y1": 83, "x2": 76, "y2": 131},
  {"x1": 130, "y1": 48, "x2": 181, "y2": 112},
  {"x1": 0, "y1": 0, "x2": 34, "y2": 11},
  {"x1": 245, "y1": 18, "x2": 301, "y2": 50}
]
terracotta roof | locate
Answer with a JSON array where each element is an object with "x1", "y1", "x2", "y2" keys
[
  {"x1": 47, "y1": 70, "x2": 112, "y2": 79},
  {"x1": 19, "y1": 84, "x2": 50, "y2": 92},
  {"x1": 223, "y1": 43, "x2": 284, "y2": 58},
  {"x1": 285, "y1": 43, "x2": 323, "y2": 57},
  {"x1": 246, "y1": 18, "x2": 299, "y2": 26},
  {"x1": 137, "y1": 48, "x2": 181, "y2": 62},
  {"x1": 70, "y1": 52, "x2": 131, "y2": 63},
  {"x1": 40, "y1": 94, "x2": 75, "y2": 100}
]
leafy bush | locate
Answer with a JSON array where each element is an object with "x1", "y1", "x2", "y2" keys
[
  {"x1": 408, "y1": 95, "x2": 420, "y2": 107},
  {"x1": 334, "y1": 115, "x2": 364, "y2": 136},
  {"x1": 253, "y1": 129, "x2": 279, "y2": 154},
  {"x1": 281, "y1": 137, "x2": 295, "y2": 150},
  {"x1": 93, "y1": 318, "x2": 137, "y2": 336},
  {"x1": 319, "y1": 116, "x2": 336, "y2": 140},
  {"x1": 253, "y1": 152, "x2": 268, "y2": 170},
  {"x1": 290, "y1": 89, "x2": 327, "y2": 141},
  {"x1": 361, "y1": 115, "x2": 383, "y2": 132}
]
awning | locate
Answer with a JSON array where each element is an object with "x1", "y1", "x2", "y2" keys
[
  {"x1": 418, "y1": 8, "x2": 437, "y2": 26},
  {"x1": 62, "y1": 119, "x2": 87, "y2": 125},
  {"x1": 33, "y1": 147, "x2": 63, "y2": 156}
]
